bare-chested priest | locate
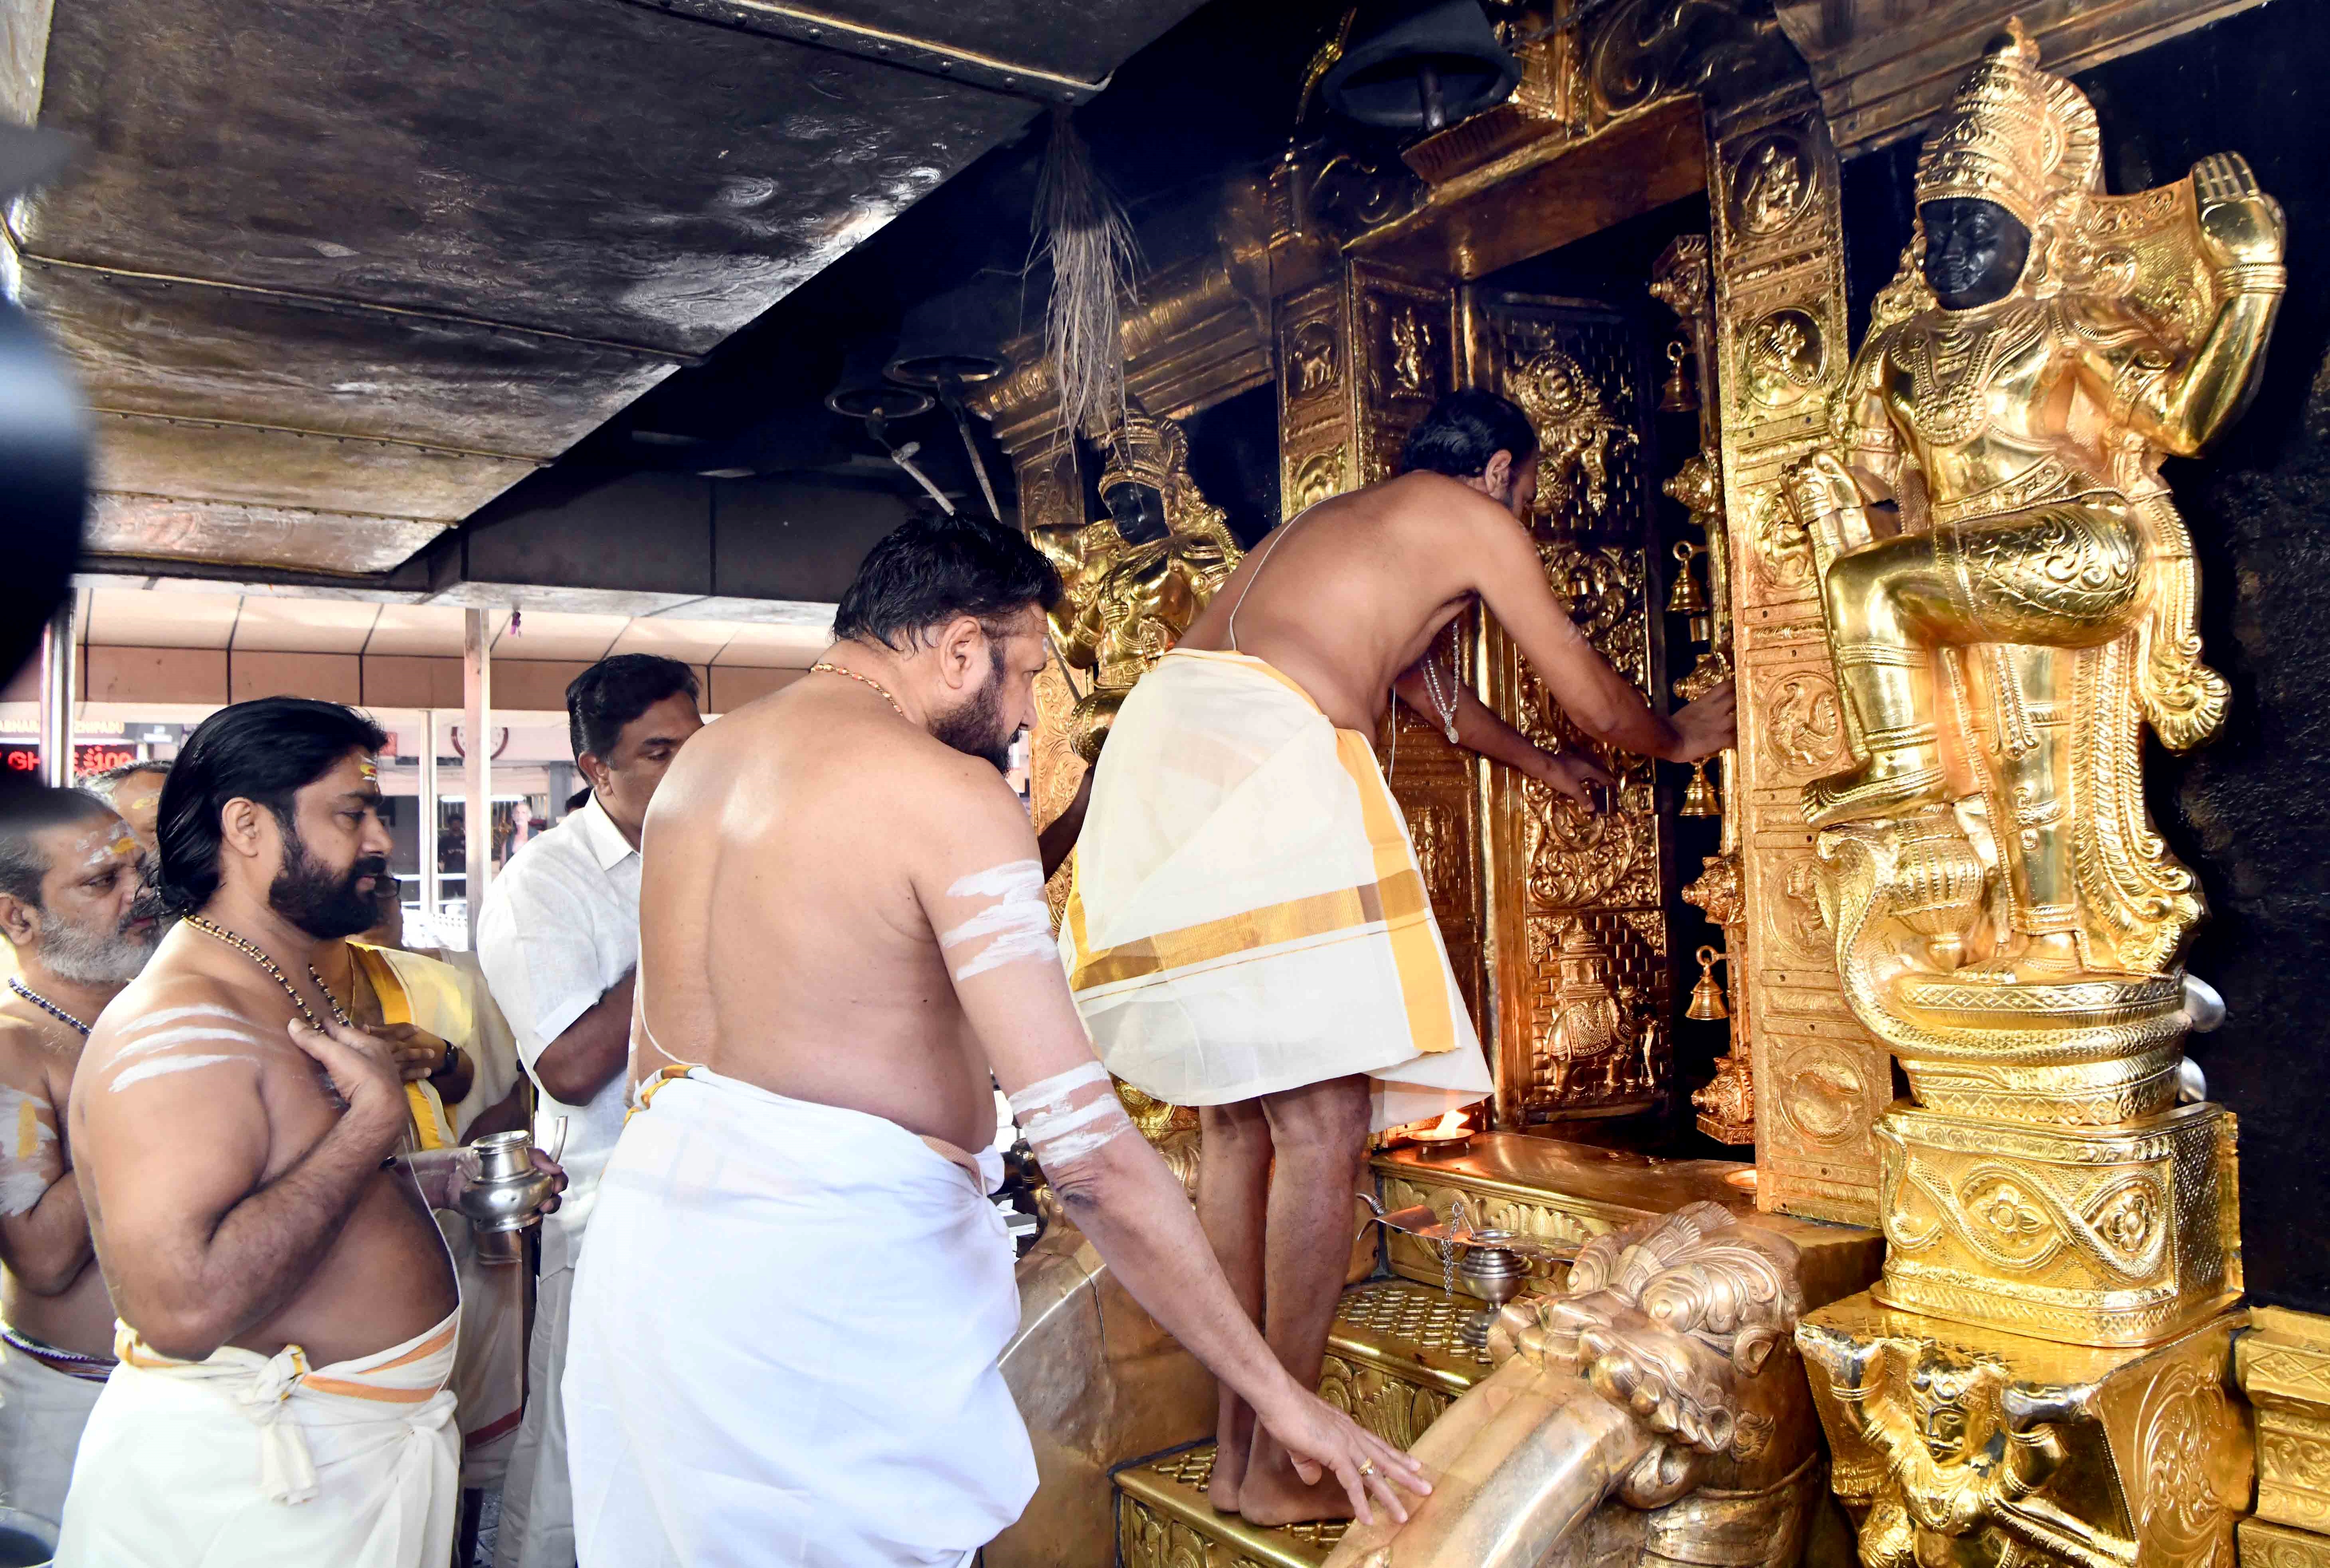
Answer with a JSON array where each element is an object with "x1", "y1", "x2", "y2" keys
[
  {"x1": 0, "y1": 788, "x2": 161, "y2": 1526},
  {"x1": 58, "y1": 697, "x2": 561, "y2": 1568},
  {"x1": 1063, "y1": 388, "x2": 1737, "y2": 1523},
  {"x1": 564, "y1": 512, "x2": 1427, "y2": 1568}
]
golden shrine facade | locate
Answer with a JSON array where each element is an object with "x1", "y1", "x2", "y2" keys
[{"x1": 969, "y1": 5, "x2": 2327, "y2": 1566}]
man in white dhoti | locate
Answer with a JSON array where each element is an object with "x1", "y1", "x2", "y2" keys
[
  {"x1": 57, "y1": 698, "x2": 561, "y2": 1566},
  {"x1": 1066, "y1": 390, "x2": 1736, "y2": 1523},
  {"x1": 320, "y1": 908, "x2": 533, "y2": 1501},
  {"x1": 0, "y1": 788, "x2": 162, "y2": 1528},
  {"x1": 564, "y1": 513, "x2": 1428, "y2": 1568},
  {"x1": 478, "y1": 652, "x2": 701, "y2": 1568}
]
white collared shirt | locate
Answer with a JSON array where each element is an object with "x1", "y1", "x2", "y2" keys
[{"x1": 474, "y1": 795, "x2": 639, "y2": 1274}]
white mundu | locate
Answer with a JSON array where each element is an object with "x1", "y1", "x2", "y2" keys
[
  {"x1": 0, "y1": 1333, "x2": 107, "y2": 1526},
  {"x1": 475, "y1": 792, "x2": 641, "y2": 1568},
  {"x1": 564, "y1": 1066, "x2": 1033, "y2": 1568},
  {"x1": 54, "y1": 1309, "x2": 461, "y2": 1567},
  {"x1": 1064, "y1": 647, "x2": 1494, "y2": 1128}
]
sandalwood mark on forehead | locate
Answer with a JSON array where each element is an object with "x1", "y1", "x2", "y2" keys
[{"x1": 68, "y1": 823, "x2": 140, "y2": 872}]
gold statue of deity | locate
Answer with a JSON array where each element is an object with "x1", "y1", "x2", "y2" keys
[
  {"x1": 1783, "y1": 20, "x2": 2284, "y2": 1120},
  {"x1": 1787, "y1": 30, "x2": 2279, "y2": 1568},
  {"x1": 1029, "y1": 399, "x2": 1243, "y2": 762}
]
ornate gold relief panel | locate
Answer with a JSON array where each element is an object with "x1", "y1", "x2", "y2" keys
[
  {"x1": 1017, "y1": 446, "x2": 1089, "y2": 923},
  {"x1": 1349, "y1": 266, "x2": 1483, "y2": 1029},
  {"x1": 1274, "y1": 261, "x2": 1458, "y2": 517},
  {"x1": 1466, "y1": 292, "x2": 1671, "y2": 1130},
  {"x1": 2241, "y1": 1309, "x2": 2330, "y2": 1541},
  {"x1": 1707, "y1": 99, "x2": 1883, "y2": 1224},
  {"x1": 1275, "y1": 259, "x2": 1485, "y2": 1031},
  {"x1": 1278, "y1": 277, "x2": 1354, "y2": 518}
]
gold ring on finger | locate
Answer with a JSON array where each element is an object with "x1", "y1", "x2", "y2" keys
[{"x1": 1359, "y1": 1460, "x2": 1377, "y2": 1477}]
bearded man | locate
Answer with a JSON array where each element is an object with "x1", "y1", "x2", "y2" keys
[
  {"x1": 0, "y1": 788, "x2": 160, "y2": 1527},
  {"x1": 564, "y1": 513, "x2": 1425, "y2": 1568},
  {"x1": 58, "y1": 697, "x2": 561, "y2": 1568}
]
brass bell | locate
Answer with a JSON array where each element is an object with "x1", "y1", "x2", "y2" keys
[
  {"x1": 1667, "y1": 540, "x2": 1709, "y2": 616},
  {"x1": 1686, "y1": 944, "x2": 1729, "y2": 1021},
  {"x1": 1659, "y1": 340, "x2": 1697, "y2": 413},
  {"x1": 1680, "y1": 759, "x2": 1720, "y2": 817},
  {"x1": 1321, "y1": 0, "x2": 1522, "y2": 134}
]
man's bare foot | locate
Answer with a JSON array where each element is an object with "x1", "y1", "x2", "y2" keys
[
  {"x1": 1209, "y1": 1402, "x2": 1254, "y2": 1512},
  {"x1": 1237, "y1": 1461, "x2": 1359, "y2": 1527}
]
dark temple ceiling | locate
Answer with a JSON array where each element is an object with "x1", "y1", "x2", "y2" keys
[{"x1": 0, "y1": 0, "x2": 1209, "y2": 576}]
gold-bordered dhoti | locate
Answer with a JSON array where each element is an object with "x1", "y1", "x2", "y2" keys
[{"x1": 1063, "y1": 648, "x2": 1492, "y2": 1130}]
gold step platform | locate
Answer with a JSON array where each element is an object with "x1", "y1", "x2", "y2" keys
[
  {"x1": 1116, "y1": 1280, "x2": 1499, "y2": 1568},
  {"x1": 1320, "y1": 1280, "x2": 1496, "y2": 1447},
  {"x1": 1109, "y1": 1140, "x2": 1881, "y2": 1568},
  {"x1": 1116, "y1": 1445, "x2": 1351, "y2": 1568}
]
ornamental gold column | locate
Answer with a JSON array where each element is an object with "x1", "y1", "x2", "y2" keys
[{"x1": 1780, "y1": 25, "x2": 2285, "y2": 1568}]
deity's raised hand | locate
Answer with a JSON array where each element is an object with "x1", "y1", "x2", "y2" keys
[{"x1": 2192, "y1": 151, "x2": 2286, "y2": 269}]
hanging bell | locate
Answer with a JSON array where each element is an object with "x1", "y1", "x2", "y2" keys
[
  {"x1": 1667, "y1": 540, "x2": 1709, "y2": 616},
  {"x1": 1321, "y1": 0, "x2": 1522, "y2": 134},
  {"x1": 1686, "y1": 944, "x2": 1730, "y2": 1021},
  {"x1": 1680, "y1": 759, "x2": 1720, "y2": 818},
  {"x1": 825, "y1": 336, "x2": 934, "y2": 425},
  {"x1": 1659, "y1": 340, "x2": 1697, "y2": 413},
  {"x1": 885, "y1": 283, "x2": 1014, "y2": 392}
]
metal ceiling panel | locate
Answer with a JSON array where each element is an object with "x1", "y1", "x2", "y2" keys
[
  {"x1": 15, "y1": 0, "x2": 1038, "y2": 353},
  {"x1": 21, "y1": 263, "x2": 675, "y2": 456},
  {"x1": 664, "y1": 0, "x2": 1205, "y2": 89},
  {"x1": 88, "y1": 417, "x2": 532, "y2": 523},
  {"x1": 85, "y1": 494, "x2": 449, "y2": 575},
  {"x1": 4, "y1": 0, "x2": 1212, "y2": 579}
]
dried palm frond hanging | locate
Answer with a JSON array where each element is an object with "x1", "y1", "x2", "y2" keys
[{"x1": 1032, "y1": 108, "x2": 1139, "y2": 448}]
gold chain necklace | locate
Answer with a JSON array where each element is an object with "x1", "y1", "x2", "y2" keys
[
  {"x1": 809, "y1": 660, "x2": 909, "y2": 721},
  {"x1": 1417, "y1": 620, "x2": 1463, "y2": 744},
  {"x1": 184, "y1": 915, "x2": 352, "y2": 1029}
]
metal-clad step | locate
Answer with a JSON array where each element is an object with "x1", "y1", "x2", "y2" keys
[
  {"x1": 1116, "y1": 1444, "x2": 1351, "y2": 1568},
  {"x1": 1321, "y1": 1279, "x2": 1495, "y2": 1447},
  {"x1": 1113, "y1": 1279, "x2": 1497, "y2": 1567}
]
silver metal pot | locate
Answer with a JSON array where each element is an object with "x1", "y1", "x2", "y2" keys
[{"x1": 456, "y1": 1124, "x2": 564, "y2": 1265}]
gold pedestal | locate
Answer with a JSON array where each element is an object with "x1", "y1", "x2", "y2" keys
[
  {"x1": 1800, "y1": 1294, "x2": 2252, "y2": 1568},
  {"x1": 2240, "y1": 1308, "x2": 2330, "y2": 1550},
  {"x1": 1875, "y1": 1102, "x2": 2242, "y2": 1349}
]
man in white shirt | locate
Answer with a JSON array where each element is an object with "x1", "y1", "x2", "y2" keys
[{"x1": 476, "y1": 655, "x2": 702, "y2": 1568}]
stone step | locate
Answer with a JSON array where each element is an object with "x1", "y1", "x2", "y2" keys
[{"x1": 1114, "y1": 1279, "x2": 1497, "y2": 1568}]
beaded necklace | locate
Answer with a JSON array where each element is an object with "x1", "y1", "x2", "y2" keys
[
  {"x1": 7, "y1": 977, "x2": 89, "y2": 1037},
  {"x1": 183, "y1": 915, "x2": 352, "y2": 1029}
]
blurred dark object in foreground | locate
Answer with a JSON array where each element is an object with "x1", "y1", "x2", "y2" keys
[{"x1": 0, "y1": 122, "x2": 87, "y2": 758}]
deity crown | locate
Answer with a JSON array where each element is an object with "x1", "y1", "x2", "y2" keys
[
  {"x1": 1913, "y1": 18, "x2": 2100, "y2": 229},
  {"x1": 1093, "y1": 396, "x2": 1187, "y2": 498}
]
